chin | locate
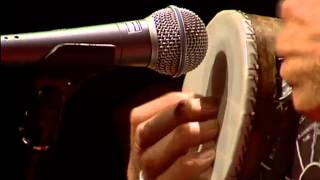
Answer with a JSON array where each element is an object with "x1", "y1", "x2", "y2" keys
[
  {"x1": 305, "y1": 110, "x2": 320, "y2": 122},
  {"x1": 292, "y1": 89, "x2": 320, "y2": 121}
]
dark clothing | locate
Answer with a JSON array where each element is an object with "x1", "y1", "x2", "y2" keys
[{"x1": 291, "y1": 117, "x2": 320, "y2": 180}]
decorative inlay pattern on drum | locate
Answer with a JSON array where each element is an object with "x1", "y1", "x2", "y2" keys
[{"x1": 233, "y1": 11, "x2": 259, "y2": 178}]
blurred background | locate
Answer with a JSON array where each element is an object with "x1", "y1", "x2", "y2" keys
[{"x1": 1, "y1": 0, "x2": 279, "y2": 179}]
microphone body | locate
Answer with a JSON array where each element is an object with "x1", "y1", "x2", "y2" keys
[
  {"x1": 1, "y1": 6, "x2": 208, "y2": 77},
  {"x1": 1, "y1": 19, "x2": 156, "y2": 68}
]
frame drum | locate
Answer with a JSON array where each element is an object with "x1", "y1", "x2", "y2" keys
[{"x1": 183, "y1": 10, "x2": 299, "y2": 180}]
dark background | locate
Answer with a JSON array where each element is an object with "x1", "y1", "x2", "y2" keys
[
  {"x1": 1, "y1": 0, "x2": 279, "y2": 34},
  {"x1": 1, "y1": 0, "x2": 279, "y2": 179}
]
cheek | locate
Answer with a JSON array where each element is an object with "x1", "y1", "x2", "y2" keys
[
  {"x1": 307, "y1": 110, "x2": 320, "y2": 122},
  {"x1": 291, "y1": 79, "x2": 320, "y2": 117},
  {"x1": 279, "y1": 0, "x2": 298, "y2": 19},
  {"x1": 291, "y1": 85, "x2": 308, "y2": 110},
  {"x1": 291, "y1": 83, "x2": 312, "y2": 116}
]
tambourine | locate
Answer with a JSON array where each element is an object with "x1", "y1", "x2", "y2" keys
[{"x1": 183, "y1": 10, "x2": 299, "y2": 179}]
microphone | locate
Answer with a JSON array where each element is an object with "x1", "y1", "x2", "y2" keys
[{"x1": 1, "y1": 5, "x2": 208, "y2": 77}]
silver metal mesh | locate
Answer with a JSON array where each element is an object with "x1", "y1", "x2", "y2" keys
[
  {"x1": 180, "y1": 8, "x2": 208, "y2": 74},
  {"x1": 150, "y1": 7, "x2": 208, "y2": 76}
]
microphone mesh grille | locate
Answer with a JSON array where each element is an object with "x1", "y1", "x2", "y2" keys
[
  {"x1": 150, "y1": 7, "x2": 208, "y2": 76},
  {"x1": 181, "y1": 8, "x2": 208, "y2": 74},
  {"x1": 151, "y1": 8, "x2": 181, "y2": 76}
]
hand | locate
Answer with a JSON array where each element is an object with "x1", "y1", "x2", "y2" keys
[
  {"x1": 127, "y1": 92, "x2": 220, "y2": 180},
  {"x1": 276, "y1": 0, "x2": 320, "y2": 120}
]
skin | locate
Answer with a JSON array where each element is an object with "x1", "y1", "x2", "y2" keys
[
  {"x1": 276, "y1": 0, "x2": 320, "y2": 121},
  {"x1": 127, "y1": 92, "x2": 220, "y2": 180}
]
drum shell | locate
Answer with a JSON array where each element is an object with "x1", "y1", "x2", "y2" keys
[
  {"x1": 183, "y1": 11, "x2": 299, "y2": 180},
  {"x1": 238, "y1": 14, "x2": 298, "y2": 179}
]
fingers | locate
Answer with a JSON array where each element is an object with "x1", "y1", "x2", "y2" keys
[
  {"x1": 130, "y1": 93, "x2": 218, "y2": 159},
  {"x1": 156, "y1": 147, "x2": 215, "y2": 180},
  {"x1": 130, "y1": 92, "x2": 194, "y2": 127},
  {"x1": 136, "y1": 97, "x2": 219, "y2": 150},
  {"x1": 129, "y1": 92, "x2": 194, "y2": 180},
  {"x1": 129, "y1": 92, "x2": 220, "y2": 180},
  {"x1": 190, "y1": 141, "x2": 215, "y2": 180},
  {"x1": 187, "y1": 140, "x2": 217, "y2": 154},
  {"x1": 140, "y1": 119, "x2": 219, "y2": 179},
  {"x1": 197, "y1": 166, "x2": 213, "y2": 180}
]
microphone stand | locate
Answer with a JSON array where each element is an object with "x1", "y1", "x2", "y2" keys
[{"x1": 10, "y1": 44, "x2": 117, "y2": 180}]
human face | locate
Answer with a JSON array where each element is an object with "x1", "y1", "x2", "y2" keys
[{"x1": 276, "y1": 0, "x2": 320, "y2": 120}]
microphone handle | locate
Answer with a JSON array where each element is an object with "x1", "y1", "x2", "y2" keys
[{"x1": 1, "y1": 19, "x2": 155, "y2": 69}]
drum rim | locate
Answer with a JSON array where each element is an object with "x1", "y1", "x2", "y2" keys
[{"x1": 182, "y1": 10, "x2": 259, "y2": 180}]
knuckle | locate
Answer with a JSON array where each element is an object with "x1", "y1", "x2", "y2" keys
[
  {"x1": 135, "y1": 123, "x2": 148, "y2": 148},
  {"x1": 175, "y1": 99, "x2": 191, "y2": 117},
  {"x1": 175, "y1": 98, "x2": 203, "y2": 124},
  {"x1": 130, "y1": 107, "x2": 142, "y2": 126},
  {"x1": 130, "y1": 92, "x2": 191, "y2": 127}
]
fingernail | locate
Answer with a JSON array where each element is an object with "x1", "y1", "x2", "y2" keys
[
  {"x1": 139, "y1": 170, "x2": 145, "y2": 180},
  {"x1": 200, "y1": 97, "x2": 219, "y2": 111},
  {"x1": 175, "y1": 98, "x2": 219, "y2": 118},
  {"x1": 140, "y1": 170, "x2": 152, "y2": 180},
  {"x1": 202, "y1": 119, "x2": 220, "y2": 134},
  {"x1": 199, "y1": 148, "x2": 215, "y2": 159},
  {"x1": 200, "y1": 140, "x2": 217, "y2": 151},
  {"x1": 187, "y1": 99, "x2": 219, "y2": 115}
]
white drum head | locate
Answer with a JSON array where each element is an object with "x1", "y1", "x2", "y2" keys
[{"x1": 182, "y1": 10, "x2": 259, "y2": 180}]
